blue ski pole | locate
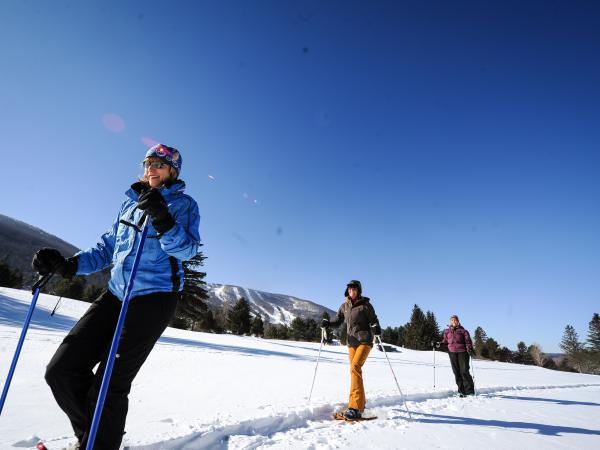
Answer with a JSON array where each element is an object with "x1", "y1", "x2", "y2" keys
[
  {"x1": 86, "y1": 217, "x2": 149, "y2": 450},
  {"x1": 1, "y1": 272, "x2": 54, "y2": 415}
]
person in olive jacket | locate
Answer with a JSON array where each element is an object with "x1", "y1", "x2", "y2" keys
[
  {"x1": 322, "y1": 280, "x2": 381, "y2": 420},
  {"x1": 439, "y1": 314, "x2": 475, "y2": 397}
]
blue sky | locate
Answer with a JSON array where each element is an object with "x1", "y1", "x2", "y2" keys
[{"x1": 1, "y1": 1, "x2": 599, "y2": 352}]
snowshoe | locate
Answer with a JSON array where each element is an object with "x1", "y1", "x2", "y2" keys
[{"x1": 333, "y1": 409, "x2": 377, "y2": 422}]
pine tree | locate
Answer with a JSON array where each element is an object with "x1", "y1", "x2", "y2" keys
[
  {"x1": 473, "y1": 327, "x2": 487, "y2": 358},
  {"x1": 496, "y1": 346, "x2": 514, "y2": 363},
  {"x1": 560, "y1": 325, "x2": 583, "y2": 354},
  {"x1": 397, "y1": 325, "x2": 406, "y2": 347},
  {"x1": 290, "y1": 317, "x2": 307, "y2": 341},
  {"x1": 587, "y1": 313, "x2": 600, "y2": 351},
  {"x1": 382, "y1": 326, "x2": 400, "y2": 346},
  {"x1": 53, "y1": 277, "x2": 86, "y2": 300},
  {"x1": 485, "y1": 337, "x2": 499, "y2": 360},
  {"x1": 250, "y1": 314, "x2": 264, "y2": 337},
  {"x1": 404, "y1": 304, "x2": 427, "y2": 350},
  {"x1": 423, "y1": 311, "x2": 441, "y2": 348},
  {"x1": 515, "y1": 341, "x2": 531, "y2": 364},
  {"x1": 0, "y1": 260, "x2": 23, "y2": 288},
  {"x1": 560, "y1": 325, "x2": 587, "y2": 373},
  {"x1": 227, "y1": 297, "x2": 252, "y2": 335},
  {"x1": 173, "y1": 252, "x2": 211, "y2": 331},
  {"x1": 305, "y1": 318, "x2": 320, "y2": 342}
]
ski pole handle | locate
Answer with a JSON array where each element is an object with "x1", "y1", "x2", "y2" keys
[{"x1": 31, "y1": 271, "x2": 53, "y2": 294}]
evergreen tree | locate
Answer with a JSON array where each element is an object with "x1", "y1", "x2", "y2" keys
[
  {"x1": 485, "y1": 337, "x2": 499, "y2": 360},
  {"x1": 560, "y1": 325, "x2": 583, "y2": 354},
  {"x1": 560, "y1": 324, "x2": 589, "y2": 373},
  {"x1": 382, "y1": 326, "x2": 400, "y2": 346},
  {"x1": 290, "y1": 317, "x2": 307, "y2": 341},
  {"x1": 199, "y1": 308, "x2": 218, "y2": 332},
  {"x1": 0, "y1": 260, "x2": 23, "y2": 288},
  {"x1": 515, "y1": 341, "x2": 532, "y2": 364},
  {"x1": 587, "y1": 313, "x2": 600, "y2": 351},
  {"x1": 251, "y1": 314, "x2": 264, "y2": 337},
  {"x1": 172, "y1": 252, "x2": 211, "y2": 330},
  {"x1": 404, "y1": 304, "x2": 427, "y2": 350},
  {"x1": 227, "y1": 297, "x2": 252, "y2": 335},
  {"x1": 264, "y1": 323, "x2": 290, "y2": 339},
  {"x1": 53, "y1": 277, "x2": 86, "y2": 300},
  {"x1": 473, "y1": 327, "x2": 488, "y2": 358},
  {"x1": 423, "y1": 311, "x2": 441, "y2": 348},
  {"x1": 305, "y1": 318, "x2": 320, "y2": 342},
  {"x1": 397, "y1": 325, "x2": 406, "y2": 347},
  {"x1": 496, "y1": 346, "x2": 514, "y2": 363}
]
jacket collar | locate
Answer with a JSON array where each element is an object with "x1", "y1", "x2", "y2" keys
[
  {"x1": 346, "y1": 296, "x2": 370, "y2": 307},
  {"x1": 126, "y1": 179, "x2": 186, "y2": 200}
]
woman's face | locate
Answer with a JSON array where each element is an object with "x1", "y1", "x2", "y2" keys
[
  {"x1": 348, "y1": 287, "x2": 359, "y2": 300},
  {"x1": 144, "y1": 158, "x2": 171, "y2": 188},
  {"x1": 450, "y1": 317, "x2": 459, "y2": 327}
]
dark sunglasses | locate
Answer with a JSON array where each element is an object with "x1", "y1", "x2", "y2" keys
[{"x1": 142, "y1": 160, "x2": 170, "y2": 170}]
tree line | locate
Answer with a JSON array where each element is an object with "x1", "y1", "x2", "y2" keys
[
  {"x1": 559, "y1": 317, "x2": 600, "y2": 374},
  {"x1": 2, "y1": 257, "x2": 598, "y2": 373}
]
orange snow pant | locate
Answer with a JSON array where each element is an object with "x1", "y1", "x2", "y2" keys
[{"x1": 347, "y1": 344, "x2": 372, "y2": 410}]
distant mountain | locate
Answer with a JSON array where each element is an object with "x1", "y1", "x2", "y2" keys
[
  {"x1": 0, "y1": 213, "x2": 82, "y2": 284},
  {"x1": 204, "y1": 283, "x2": 336, "y2": 325}
]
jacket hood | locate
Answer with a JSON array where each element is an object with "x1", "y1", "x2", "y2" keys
[{"x1": 344, "y1": 279, "x2": 363, "y2": 297}]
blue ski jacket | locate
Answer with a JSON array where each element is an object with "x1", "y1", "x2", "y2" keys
[{"x1": 75, "y1": 180, "x2": 201, "y2": 300}]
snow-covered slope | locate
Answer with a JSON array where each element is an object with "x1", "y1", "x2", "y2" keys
[
  {"x1": 205, "y1": 283, "x2": 336, "y2": 325},
  {"x1": 1, "y1": 287, "x2": 599, "y2": 450}
]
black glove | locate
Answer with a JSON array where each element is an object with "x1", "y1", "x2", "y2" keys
[
  {"x1": 468, "y1": 349, "x2": 475, "y2": 357},
  {"x1": 433, "y1": 341, "x2": 441, "y2": 349},
  {"x1": 137, "y1": 188, "x2": 175, "y2": 234},
  {"x1": 321, "y1": 319, "x2": 330, "y2": 328},
  {"x1": 371, "y1": 323, "x2": 382, "y2": 336},
  {"x1": 32, "y1": 248, "x2": 78, "y2": 278}
]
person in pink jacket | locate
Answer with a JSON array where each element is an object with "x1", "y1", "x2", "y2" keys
[{"x1": 440, "y1": 314, "x2": 475, "y2": 397}]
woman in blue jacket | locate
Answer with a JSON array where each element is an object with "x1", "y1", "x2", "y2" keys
[{"x1": 32, "y1": 144, "x2": 200, "y2": 450}]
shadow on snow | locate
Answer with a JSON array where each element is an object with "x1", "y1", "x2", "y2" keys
[{"x1": 406, "y1": 411, "x2": 600, "y2": 437}]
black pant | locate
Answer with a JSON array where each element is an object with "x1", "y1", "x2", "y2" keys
[
  {"x1": 45, "y1": 290, "x2": 179, "y2": 450},
  {"x1": 448, "y1": 351, "x2": 475, "y2": 395}
]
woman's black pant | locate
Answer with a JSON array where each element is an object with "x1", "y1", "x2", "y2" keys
[
  {"x1": 448, "y1": 351, "x2": 475, "y2": 395},
  {"x1": 45, "y1": 290, "x2": 179, "y2": 450}
]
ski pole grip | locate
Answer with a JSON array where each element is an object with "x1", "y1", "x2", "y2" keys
[{"x1": 31, "y1": 272, "x2": 54, "y2": 294}]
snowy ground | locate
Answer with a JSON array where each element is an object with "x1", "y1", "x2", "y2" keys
[{"x1": 1, "y1": 287, "x2": 599, "y2": 449}]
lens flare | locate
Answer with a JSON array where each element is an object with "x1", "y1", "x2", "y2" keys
[{"x1": 101, "y1": 113, "x2": 125, "y2": 133}]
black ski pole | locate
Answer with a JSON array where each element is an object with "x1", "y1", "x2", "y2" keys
[{"x1": 0, "y1": 272, "x2": 54, "y2": 415}]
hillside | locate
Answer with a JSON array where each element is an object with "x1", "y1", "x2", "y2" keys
[{"x1": 0, "y1": 214, "x2": 80, "y2": 283}]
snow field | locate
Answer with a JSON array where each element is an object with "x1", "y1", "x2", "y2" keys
[{"x1": 1, "y1": 288, "x2": 599, "y2": 449}]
